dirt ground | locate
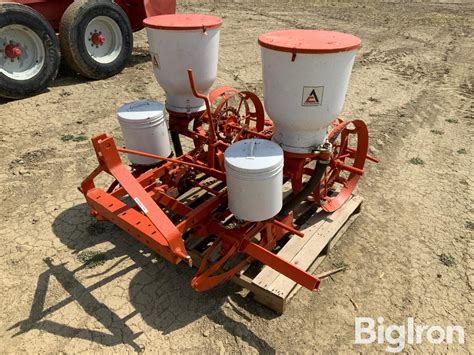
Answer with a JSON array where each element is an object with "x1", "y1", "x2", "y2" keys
[{"x1": 1, "y1": 0, "x2": 473, "y2": 353}]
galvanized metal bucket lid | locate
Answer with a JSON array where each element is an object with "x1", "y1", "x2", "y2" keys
[
  {"x1": 224, "y1": 139, "x2": 283, "y2": 175},
  {"x1": 117, "y1": 100, "x2": 165, "y2": 125}
]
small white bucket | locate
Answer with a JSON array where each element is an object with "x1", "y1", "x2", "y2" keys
[
  {"x1": 117, "y1": 100, "x2": 172, "y2": 165},
  {"x1": 225, "y1": 139, "x2": 283, "y2": 222}
]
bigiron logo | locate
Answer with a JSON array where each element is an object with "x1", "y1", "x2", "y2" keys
[
  {"x1": 354, "y1": 317, "x2": 465, "y2": 353},
  {"x1": 301, "y1": 86, "x2": 324, "y2": 106}
]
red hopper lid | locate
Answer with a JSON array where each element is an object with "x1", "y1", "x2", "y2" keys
[
  {"x1": 144, "y1": 14, "x2": 223, "y2": 30},
  {"x1": 258, "y1": 30, "x2": 361, "y2": 54}
]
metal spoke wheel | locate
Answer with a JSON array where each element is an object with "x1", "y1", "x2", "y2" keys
[
  {"x1": 60, "y1": 0, "x2": 133, "y2": 80},
  {"x1": 0, "y1": 3, "x2": 60, "y2": 99},
  {"x1": 313, "y1": 119, "x2": 369, "y2": 212},
  {"x1": 210, "y1": 87, "x2": 266, "y2": 143}
]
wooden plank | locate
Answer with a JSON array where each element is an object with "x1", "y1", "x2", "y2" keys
[
  {"x1": 251, "y1": 208, "x2": 327, "y2": 289},
  {"x1": 231, "y1": 201, "x2": 360, "y2": 294},
  {"x1": 231, "y1": 274, "x2": 266, "y2": 296},
  {"x1": 286, "y1": 207, "x2": 361, "y2": 302},
  {"x1": 268, "y1": 195, "x2": 362, "y2": 297},
  {"x1": 251, "y1": 196, "x2": 361, "y2": 289},
  {"x1": 252, "y1": 252, "x2": 327, "y2": 314},
  {"x1": 253, "y1": 287, "x2": 287, "y2": 314},
  {"x1": 248, "y1": 195, "x2": 362, "y2": 313},
  {"x1": 178, "y1": 178, "x2": 222, "y2": 206},
  {"x1": 327, "y1": 202, "x2": 361, "y2": 251}
]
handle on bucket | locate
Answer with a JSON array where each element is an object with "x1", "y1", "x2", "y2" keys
[
  {"x1": 129, "y1": 101, "x2": 151, "y2": 110},
  {"x1": 249, "y1": 140, "x2": 256, "y2": 158}
]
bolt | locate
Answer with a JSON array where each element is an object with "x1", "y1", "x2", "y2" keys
[
  {"x1": 99, "y1": 31, "x2": 102, "y2": 34},
  {"x1": 94, "y1": 29, "x2": 97, "y2": 32},
  {"x1": 90, "y1": 32, "x2": 93, "y2": 35},
  {"x1": 88, "y1": 38, "x2": 91, "y2": 41},
  {"x1": 96, "y1": 45, "x2": 99, "y2": 48}
]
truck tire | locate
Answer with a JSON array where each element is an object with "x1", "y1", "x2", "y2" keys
[
  {"x1": 0, "y1": 2, "x2": 60, "y2": 99},
  {"x1": 59, "y1": 0, "x2": 133, "y2": 80}
]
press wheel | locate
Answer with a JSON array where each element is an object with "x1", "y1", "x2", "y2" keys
[
  {"x1": 313, "y1": 119, "x2": 369, "y2": 212},
  {"x1": 210, "y1": 87, "x2": 266, "y2": 143}
]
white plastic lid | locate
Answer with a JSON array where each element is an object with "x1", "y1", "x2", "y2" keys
[
  {"x1": 224, "y1": 139, "x2": 283, "y2": 174},
  {"x1": 117, "y1": 100, "x2": 165, "y2": 123}
]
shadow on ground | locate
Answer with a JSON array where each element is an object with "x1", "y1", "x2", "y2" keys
[
  {"x1": 8, "y1": 202, "x2": 276, "y2": 353},
  {"x1": 52, "y1": 49, "x2": 151, "y2": 88},
  {"x1": 0, "y1": 50, "x2": 151, "y2": 105}
]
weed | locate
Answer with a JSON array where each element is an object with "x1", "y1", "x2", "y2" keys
[
  {"x1": 78, "y1": 250, "x2": 107, "y2": 268},
  {"x1": 333, "y1": 260, "x2": 349, "y2": 269},
  {"x1": 445, "y1": 118, "x2": 458, "y2": 123},
  {"x1": 72, "y1": 135, "x2": 88, "y2": 142},
  {"x1": 61, "y1": 134, "x2": 88, "y2": 142},
  {"x1": 439, "y1": 253, "x2": 456, "y2": 267},
  {"x1": 368, "y1": 96, "x2": 380, "y2": 103},
  {"x1": 59, "y1": 90, "x2": 72, "y2": 97},
  {"x1": 409, "y1": 157, "x2": 424, "y2": 165},
  {"x1": 466, "y1": 221, "x2": 474, "y2": 230}
]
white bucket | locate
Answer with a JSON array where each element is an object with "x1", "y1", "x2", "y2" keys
[
  {"x1": 259, "y1": 30, "x2": 361, "y2": 153},
  {"x1": 225, "y1": 139, "x2": 283, "y2": 222},
  {"x1": 144, "y1": 14, "x2": 222, "y2": 114},
  {"x1": 117, "y1": 100, "x2": 172, "y2": 166}
]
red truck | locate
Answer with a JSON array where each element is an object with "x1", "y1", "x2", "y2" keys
[{"x1": 0, "y1": 0, "x2": 175, "y2": 99}]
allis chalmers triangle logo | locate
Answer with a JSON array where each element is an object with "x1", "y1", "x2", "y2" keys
[
  {"x1": 305, "y1": 89, "x2": 319, "y2": 104},
  {"x1": 302, "y1": 86, "x2": 324, "y2": 106}
]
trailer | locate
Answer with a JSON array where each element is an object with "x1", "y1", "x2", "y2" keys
[{"x1": 0, "y1": 0, "x2": 175, "y2": 99}]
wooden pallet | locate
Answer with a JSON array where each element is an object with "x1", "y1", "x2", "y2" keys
[
  {"x1": 182, "y1": 185, "x2": 362, "y2": 314},
  {"x1": 232, "y1": 195, "x2": 363, "y2": 313}
]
